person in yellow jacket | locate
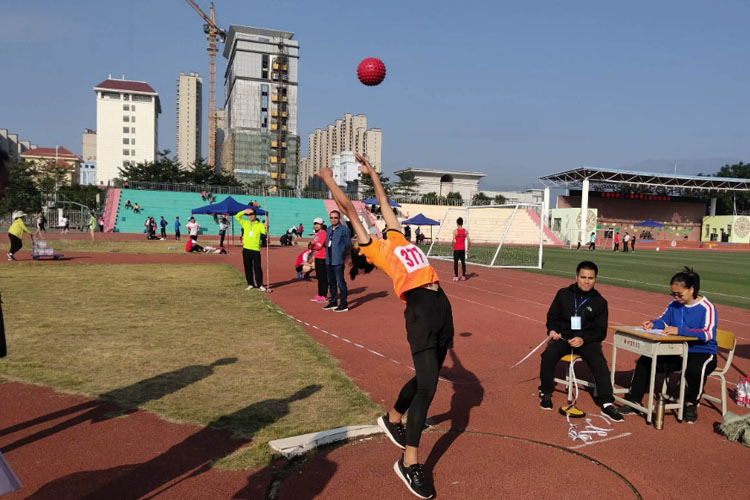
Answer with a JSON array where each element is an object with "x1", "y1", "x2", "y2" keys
[
  {"x1": 235, "y1": 208, "x2": 268, "y2": 291},
  {"x1": 8, "y1": 211, "x2": 33, "y2": 261}
]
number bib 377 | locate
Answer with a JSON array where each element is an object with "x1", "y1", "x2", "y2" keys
[{"x1": 394, "y1": 244, "x2": 429, "y2": 273}]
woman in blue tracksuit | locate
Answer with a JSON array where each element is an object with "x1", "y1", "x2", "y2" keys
[{"x1": 619, "y1": 267, "x2": 717, "y2": 423}]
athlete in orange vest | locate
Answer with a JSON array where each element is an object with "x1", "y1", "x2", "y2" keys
[{"x1": 316, "y1": 154, "x2": 453, "y2": 499}]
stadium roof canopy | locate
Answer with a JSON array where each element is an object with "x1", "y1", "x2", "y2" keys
[{"x1": 539, "y1": 166, "x2": 750, "y2": 193}]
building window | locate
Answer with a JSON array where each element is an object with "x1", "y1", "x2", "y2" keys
[
  {"x1": 123, "y1": 127, "x2": 129, "y2": 133},
  {"x1": 123, "y1": 94, "x2": 130, "y2": 100},
  {"x1": 131, "y1": 149, "x2": 135, "y2": 156},
  {"x1": 131, "y1": 127, "x2": 135, "y2": 133},
  {"x1": 131, "y1": 105, "x2": 135, "y2": 111},
  {"x1": 131, "y1": 138, "x2": 135, "y2": 145},
  {"x1": 131, "y1": 116, "x2": 135, "y2": 123},
  {"x1": 123, "y1": 150, "x2": 130, "y2": 156},
  {"x1": 123, "y1": 138, "x2": 130, "y2": 145},
  {"x1": 123, "y1": 161, "x2": 130, "y2": 167},
  {"x1": 123, "y1": 104, "x2": 130, "y2": 111},
  {"x1": 103, "y1": 92, "x2": 120, "y2": 99},
  {"x1": 123, "y1": 116, "x2": 130, "y2": 122}
]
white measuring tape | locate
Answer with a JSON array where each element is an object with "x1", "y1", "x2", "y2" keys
[
  {"x1": 565, "y1": 355, "x2": 615, "y2": 444},
  {"x1": 510, "y1": 336, "x2": 550, "y2": 368}
]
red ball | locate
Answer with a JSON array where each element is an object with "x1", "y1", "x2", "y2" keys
[{"x1": 357, "y1": 57, "x2": 386, "y2": 86}]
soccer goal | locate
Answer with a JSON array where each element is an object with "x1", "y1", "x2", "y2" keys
[{"x1": 425, "y1": 203, "x2": 544, "y2": 269}]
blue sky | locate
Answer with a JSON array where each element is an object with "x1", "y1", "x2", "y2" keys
[{"x1": 2, "y1": 0, "x2": 749, "y2": 189}]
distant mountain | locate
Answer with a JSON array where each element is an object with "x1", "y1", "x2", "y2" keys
[{"x1": 617, "y1": 158, "x2": 742, "y2": 176}]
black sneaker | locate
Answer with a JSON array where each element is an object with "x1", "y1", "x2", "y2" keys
[
  {"x1": 394, "y1": 455, "x2": 435, "y2": 499},
  {"x1": 540, "y1": 393, "x2": 553, "y2": 411},
  {"x1": 322, "y1": 302, "x2": 338, "y2": 310},
  {"x1": 617, "y1": 398, "x2": 643, "y2": 416},
  {"x1": 377, "y1": 414, "x2": 406, "y2": 449},
  {"x1": 683, "y1": 404, "x2": 697, "y2": 424},
  {"x1": 601, "y1": 404, "x2": 624, "y2": 422},
  {"x1": 333, "y1": 305, "x2": 349, "y2": 312}
]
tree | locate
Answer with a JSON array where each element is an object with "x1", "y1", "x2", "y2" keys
[
  {"x1": 0, "y1": 161, "x2": 42, "y2": 216},
  {"x1": 420, "y1": 191, "x2": 443, "y2": 204},
  {"x1": 394, "y1": 171, "x2": 419, "y2": 199},
  {"x1": 472, "y1": 192, "x2": 491, "y2": 206},
  {"x1": 446, "y1": 191, "x2": 463, "y2": 205},
  {"x1": 358, "y1": 171, "x2": 391, "y2": 198},
  {"x1": 493, "y1": 194, "x2": 506, "y2": 205},
  {"x1": 119, "y1": 150, "x2": 187, "y2": 183},
  {"x1": 711, "y1": 161, "x2": 750, "y2": 214}
]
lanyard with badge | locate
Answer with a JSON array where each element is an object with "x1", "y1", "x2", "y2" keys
[{"x1": 571, "y1": 295, "x2": 589, "y2": 330}]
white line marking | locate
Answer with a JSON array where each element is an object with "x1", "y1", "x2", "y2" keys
[
  {"x1": 354, "y1": 343, "x2": 365, "y2": 348},
  {"x1": 568, "y1": 432, "x2": 631, "y2": 450},
  {"x1": 369, "y1": 350, "x2": 385, "y2": 357}
]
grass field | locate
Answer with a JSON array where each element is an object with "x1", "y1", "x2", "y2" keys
[
  {"x1": 0, "y1": 263, "x2": 380, "y2": 469},
  {"x1": 425, "y1": 245, "x2": 750, "y2": 309}
]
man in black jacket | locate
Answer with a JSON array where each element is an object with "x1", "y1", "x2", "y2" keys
[{"x1": 538, "y1": 261, "x2": 623, "y2": 421}]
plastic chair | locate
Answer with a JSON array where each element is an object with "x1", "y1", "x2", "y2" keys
[{"x1": 554, "y1": 353, "x2": 595, "y2": 401}]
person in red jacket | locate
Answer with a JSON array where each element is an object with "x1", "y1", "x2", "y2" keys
[{"x1": 309, "y1": 217, "x2": 328, "y2": 302}]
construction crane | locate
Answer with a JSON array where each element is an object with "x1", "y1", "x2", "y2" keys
[{"x1": 184, "y1": 0, "x2": 226, "y2": 168}]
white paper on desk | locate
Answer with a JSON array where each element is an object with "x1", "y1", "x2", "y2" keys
[{"x1": 635, "y1": 328, "x2": 666, "y2": 335}]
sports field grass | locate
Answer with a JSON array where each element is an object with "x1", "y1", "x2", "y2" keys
[
  {"x1": 0, "y1": 263, "x2": 380, "y2": 469},
  {"x1": 426, "y1": 244, "x2": 749, "y2": 309}
]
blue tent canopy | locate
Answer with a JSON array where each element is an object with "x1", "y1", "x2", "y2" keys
[
  {"x1": 633, "y1": 218, "x2": 664, "y2": 227},
  {"x1": 192, "y1": 196, "x2": 267, "y2": 216},
  {"x1": 361, "y1": 196, "x2": 401, "y2": 208},
  {"x1": 402, "y1": 213, "x2": 440, "y2": 226}
]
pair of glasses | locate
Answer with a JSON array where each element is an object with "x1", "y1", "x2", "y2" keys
[
  {"x1": 670, "y1": 291, "x2": 685, "y2": 298},
  {"x1": 330, "y1": 217, "x2": 340, "y2": 220}
]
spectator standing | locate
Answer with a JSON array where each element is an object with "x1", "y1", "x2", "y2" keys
[
  {"x1": 219, "y1": 217, "x2": 228, "y2": 248},
  {"x1": 404, "y1": 225, "x2": 412, "y2": 242},
  {"x1": 538, "y1": 261, "x2": 623, "y2": 421},
  {"x1": 630, "y1": 234, "x2": 636, "y2": 252},
  {"x1": 588, "y1": 232, "x2": 596, "y2": 251},
  {"x1": 415, "y1": 226, "x2": 423, "y2": 244},
  {"x1": 7, "y1": 211, "x2": 33, "y2": 261},
  {"x1": 298, "y1": 222, "x2": 304, "y2": 236},
  {"x1": 186, "y1": 217, "x2": 200, "y2": 241},
  {"x1": 323, "y1": 210, "x2": 351, "y2": 312},
  {"x1": 61, "y1": 216, "x2": 70, "y2": 234},
  {"x1": 613, "y1": 232, "x2": 620, "y2": 251},
  {"x1": 174, "y1": 217, "x2": 181, "y2": 241},
  {"x1": 309, "y1": 217, "x2": 328, "y2": 303},
  {"x1": 98, "y1": 216, "x2": 104, "y2": 233},
  {"x1": 452, "y1": 218, "x2": 470, "y2": 281},
  {"x1": 35, "y1": 213, "x2": 44, "y2": 236},
  {"x1": 623, "y1": 232, "x2": 630, "y2": 252},
  {"x1": 159, "y1": 216, "x2": 167, "y2": 239},
  {"x1": 90, "y1": 213, "x2": 96, "y2": 240},
  {"x1": 235, "y1": 208, "x2": 268, "y2": 291}
]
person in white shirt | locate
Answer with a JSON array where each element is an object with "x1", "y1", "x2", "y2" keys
[
  {"x1": 219, "y1": 217, "x2": 228, "y2": 248},
  {"x1": 186, "y1": 217, "x2": 200, "y2": 241}
]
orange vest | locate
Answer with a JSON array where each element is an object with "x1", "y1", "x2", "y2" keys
[{"x1": 358, "y1": 230, "x2": 439, "y2": 302}]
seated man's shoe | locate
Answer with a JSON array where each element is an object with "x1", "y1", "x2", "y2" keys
[
  {"x1": 617, "y1": 397, "x2": 643, "y2": 415},
  {"x1": 540, "y1": 393, "x2": 553, "y2": 411},
  {"x1": 394, "y1": 455, "x2": 435, "y2": 499},
  {"x1": 602, "y1": 403, "x2": 624, "y2": 422},
  {"x1": 683, "y1": 403, "x2": 698, "y2": 424},
  {"x1": 377, "y1": 414, "x2": 406, "y2": 449}
]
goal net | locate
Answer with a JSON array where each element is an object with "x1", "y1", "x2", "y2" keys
[{"x1": 425, "y1": 203, "x2": 544, "y2": 269}]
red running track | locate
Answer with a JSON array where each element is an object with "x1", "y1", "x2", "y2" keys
[{"x1": 0, "y1": 244, "x2": 748, "y2": 499}]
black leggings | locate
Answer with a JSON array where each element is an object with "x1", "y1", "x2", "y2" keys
[
  {"x1": 394, "y1": 346, "x2": 449, "y2": 447},
  {"x1": 453, "y1": 250, "x2": 466, "y2": 277},
  {"x1": 8, "y1": 234, "x2": 22, "y2": 255},
  {"x1": 220, "y1": 231, "x2": 226, "y2": 248},
  {"x1": 315, "y1": 258, "x2": 328, "y2": 297},
  {"x1": 242, "y1": 248, "x2": 263, "y2": 287}
]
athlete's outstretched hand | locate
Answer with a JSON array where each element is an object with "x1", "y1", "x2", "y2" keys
[{"x1": 354, "y1": 153, "x2": 375, "y2": 175}]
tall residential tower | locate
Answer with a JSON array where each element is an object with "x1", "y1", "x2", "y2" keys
[
  {"x1": 176, "y1": 72, "x2": 203, "y2": 169},
  {"x1": 221, "y1": 25, "x2": 299, "y2": 188},
  {"x1": 94, "y1": 77, "x2": 161, "y2": 185}
]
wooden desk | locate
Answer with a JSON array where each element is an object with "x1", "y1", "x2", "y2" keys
[{"x1": 610, "y1": 326, "x2": 697, "y2": 423}]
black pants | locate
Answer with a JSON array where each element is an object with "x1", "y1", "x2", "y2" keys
[
  {"x1": 161, "y1": 228, "x2": 166, "y2": 238},
  {"x1": 242, "y1": 248, "x2": 263, "y2": 287},
  {"x1": 614, "y1": 243, "x2": 619, "y2": 251},
  {"x1": 395, "y1": 346, "x2": 449, "y2": 447},
  {"x1": 175, "y1": 230, "x2": 180, "y2": 241},
  {"x1": 219, "y1": 231, "x2": 226, "y2": 248},
  {"x1": 623, "y1": 242, "x2": 629, "y2": 252},
  {"x1": 589, "y1": 242, "x2": 595, "y2": 251},
  {"x1": 626, "y1": 353, "x2": 716, "y2": 405},
  {"x1": 539, "y1": 339, "x2": 614, "y2": 406},
  {"x1": 315, "y1": 258, "x2": 328, "y2": 297},
  {"x1": 453, "y1": 250, "x2": 466, "y2": 277},
  {"x1": 8, "y1": 234, "x2": 22, "y2": 255}
]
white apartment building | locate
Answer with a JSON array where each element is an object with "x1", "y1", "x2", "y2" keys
[
  {"x1": 305, "y1": 113, "x2": 381, "y2": 189},
  {"x1": 222, "y1": 25, "x2": 300, "y2": 187},
  {"x1": 94, "y1": 77, "x2": 161, "y2": 185},
  {"x1": 331, "y1": 151, "x2": 360, "y2": 194},
  {"x1": 82, "y1": 129, "x2": 96, "y2": 161},
  {"x1": 176, "y1": 72, "x2": 202, "y2": 169}
]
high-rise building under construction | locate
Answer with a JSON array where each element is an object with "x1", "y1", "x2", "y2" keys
[{"x1": 221, "y1": 25, "x2": 299, "y2": 188}]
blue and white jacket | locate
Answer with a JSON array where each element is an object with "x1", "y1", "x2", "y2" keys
[{"x1": 652, "y1": 297, "x2": 717, "y2": 354}]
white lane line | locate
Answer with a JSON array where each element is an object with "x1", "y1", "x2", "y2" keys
[{"x1": 568, "y1": 432, "x2": 631, "y2": 450}]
